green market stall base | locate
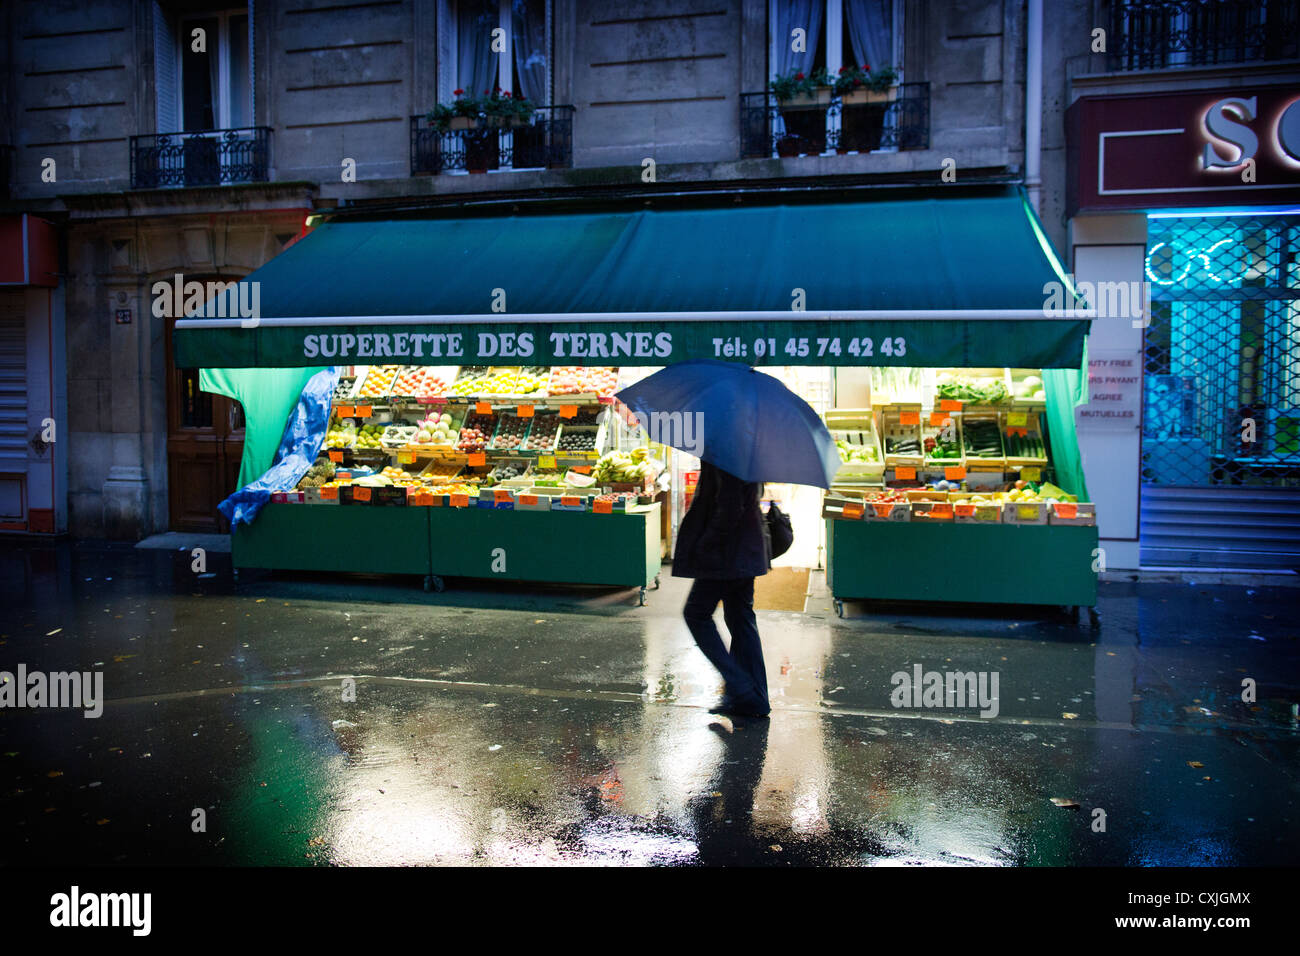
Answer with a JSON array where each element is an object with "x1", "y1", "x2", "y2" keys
[
  {"x1": 825, "y1": 519, "x2": 1099, "y2": 620},
  {"x1": 233, "y1": 503, "x2": 663, "y2": 604}
]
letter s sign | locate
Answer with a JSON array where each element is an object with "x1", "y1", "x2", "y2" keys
[{"x1": 1203, "y1": 96, "x2": 1258, "y2": 168}]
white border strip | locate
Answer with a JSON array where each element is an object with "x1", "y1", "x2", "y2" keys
[{"x1": 175, "y1": 309, "x2": 1095, "y2": 330}]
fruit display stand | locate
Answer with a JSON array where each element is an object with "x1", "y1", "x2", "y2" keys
[
  {"x1": 235, "y1": 364, "x2": 667, "y2": 603},
  {"x1": 824, "y1": 364, "x2": 1098, "y2": 621}
]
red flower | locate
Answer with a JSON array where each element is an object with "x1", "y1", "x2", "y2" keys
[
  {"x1": 838, "y1": 66, "x2": 848, "y2": 72},
  {"x1": 503, "y1": 90, "x2": 511, "y2": 97},
  {"x1": 453, "y1": 88, "x2": 464, "y2": 96},
  {"x1": 794, "y1": 72, "x2": 804, "y2": 79},
  {"x1": 863, "y1": 64, "x2": 870, "y2": 70}
]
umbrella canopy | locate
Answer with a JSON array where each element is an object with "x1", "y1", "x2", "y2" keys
[{"x1": 616, "y1": 360, "x2": 840, "y2": 488}]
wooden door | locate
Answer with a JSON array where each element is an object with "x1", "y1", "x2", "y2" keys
[{"x1": 165, "y1": 313, "x2": 244, "y2": 532}]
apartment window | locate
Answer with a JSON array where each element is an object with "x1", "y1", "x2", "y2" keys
[
  {"x1": 453, "y1": 0, "x2": 552, "y2": 103},
  {"x1": 180, "y1": 10, "x2": 251, "y2": 131},
  {"x1": 769, "y1": 0, "x2": 904, "y2": 81}
]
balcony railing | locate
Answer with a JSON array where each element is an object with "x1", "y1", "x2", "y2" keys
[
  {"x1": 410, "y1": 105, "x2": 575, "y2": 175},
  {"x1": 130, "y1": 127, "x2": 271, "y2": 189},
  {"x1": 740, "y1": 83, "x2": 930, "y2": 160},
  {"x1": 1108, "y1": 0, "x2": 1299, "y2": 71}
]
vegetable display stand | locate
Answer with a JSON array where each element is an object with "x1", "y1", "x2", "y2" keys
[
  {"x1": 429, "y1": 503, "x2": 662, "y2": 603},
  {"x1": 233, "y1": 504, "x2": 432, "y2": 575},
  {"x1": 826, "y1": 518, "x2": 1098, "y2": 611}
]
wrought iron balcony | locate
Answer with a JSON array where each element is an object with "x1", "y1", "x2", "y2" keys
[
  {"x1": 740, "y1": 83, "x2": 930, "y2": 160},
  {"x1": 410, "y1": 105, "x2": 575, "y2": 175},
  {"x1": 130, "y1": 127, "x2": 271, "y2": 189},
  {"x1": 1108, "y1": 0, "x2": 1299, "y2": 71}
]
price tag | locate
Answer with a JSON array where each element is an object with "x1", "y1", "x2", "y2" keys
[
  {"x1": 538, "y1": 455, "x2": 557, "y2": 470},
  {"x1": 451, "y1": 493, "x2": 469, "y2": 507},
  {"x1": 1021, "y1": 466, "x2": 1041, "y2": 482},
  {"x1": 1055, "y1": 502, "x2": 1078, "y2": 519},
  {"x1": 954, "y1": 504, "x2": 976, "y2": 518},
  {"x1": 899, "y1": 411, "x2": 921, "y2": 426},
  {"x1": 475, "y1": 402, "x2": 493, "y2": 416},
  {"x1": 931, "y1": 503, "x2": 953, "y2": 518},
  {"x1": 560, "y1": 495, "x2": 581, "y2": 507},
  {"x1": 335, "y1": 405, "x2": 354, "y2": 418},
  {"x1": 319, "y1": 486, "x2": 338, "y2": 500},
  {"x1": 355, "y1": 405, "x2": 373, "y2": 418},
  {"x1": 1017, "y1": 503, "x2": 1040, "y2": 521},
  {"x1": 328, "y1": 450, "x2": 343, "y2": 463},
  {"x1": 944, "y1": 466, "x2": 966, "y2": 481},
  {"x1": 929, "y1": 412, "x2": 951, "y2": 427},
  {"x1": 1007, "y1": 410, "x2": 1028, "y2": 427},
  {"x1": 468, "y1": 452, "x2": 487, "y2": 467},
  {"x1": 895, "y1": 466, "x2": 917, "y2": 480},
  {"x1": 412, "y1": 491, "x2": 432, "y2": 506},
  {"x1": 975, "y1": 505, "x2": 999, "y2": 521},
  {"x1": 519, "y1": 493, "x2": 539, "y2": 506},
  {"x1": 842, "y1": 502, "x2": 864, "y2": 519},
  {"x1": 397, "y1": 449, "x2": 415, "y2": 465},
  {"x1": 518, "y1": 404, "x2": 535, "y2": 418},
  {"x1": 872, "y1": 503, "x2": 894, "y2": 518},
  {"x1": 573, "y1": 465, "x2": 592, "y2": 474},
  {"x1": 593, "y1": 498, "x2": 614, "y2": 514},
  {"x1": 494, "y1": 488, "x2": 512, "y2": 503},
  {"x1": 353, "y1": 486, "x2": 372, "y2": 502},
  {"x1": 559, "y1": 405, "x2": 578, "y2": 419},
  {"x1": 939, "y1": 399, "x2": 963, "y2": 412},
  {"x1": 1007, "y1": 426, "x2": 1029, "y2": 438}
]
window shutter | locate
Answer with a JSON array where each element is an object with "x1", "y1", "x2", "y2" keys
[{"x1": 154, "y1": 2, "x2": 179, "y2": 132}]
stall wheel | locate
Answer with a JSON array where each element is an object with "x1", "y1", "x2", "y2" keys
[
  {"x1": 834, "y1": 599, "x2": 845, "y2": 619},
  {"x1": 424, "y1": 575, "x2": 446, "y2": 593}
]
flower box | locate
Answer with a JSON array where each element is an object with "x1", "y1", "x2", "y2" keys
[
  {"x1": 777, "y1": 88, "x2": 832, "y2": 110},
  {"x1": 841, "y1": 86, "x2": 896, "y2": 105},
  {"x1": 449, "y1": 116, "x2": 476, "y2": 131}
]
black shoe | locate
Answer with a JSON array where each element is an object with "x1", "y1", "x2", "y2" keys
[{"x1": 709, "y1": 694, "x2": 770, "y2": 719}]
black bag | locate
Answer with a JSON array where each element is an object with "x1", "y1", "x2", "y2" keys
[{"x1": 764, "y1": 500, "x2": 794, "y2": 559}]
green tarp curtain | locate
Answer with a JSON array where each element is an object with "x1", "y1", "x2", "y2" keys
[
  {"x1": 200, "y1": 367, "x2": 328, "y2": 488},
  {"x1": 175, "y1": 186, "x2": 1090, "y2": 370}
]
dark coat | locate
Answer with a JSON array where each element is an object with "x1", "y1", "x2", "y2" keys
[{"x1": 672, "y1": 461, "x2": 770, "y2": 579}]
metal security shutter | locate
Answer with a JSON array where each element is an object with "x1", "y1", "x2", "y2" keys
[
  {"x1": 1140, "y1": 212, "x2": 1300, "y2": 569},
  {"x1": 0, "y1": 294, "x2": 26, "y2": 459}
]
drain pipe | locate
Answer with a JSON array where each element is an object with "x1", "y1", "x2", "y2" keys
[{"x1": 1025, "y1": 0, "x2": 1043, "y2": 214}]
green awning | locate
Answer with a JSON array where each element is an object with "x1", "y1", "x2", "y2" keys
[{"x1": 174, "y1": 187, "x2": 1090, "y2": 369}]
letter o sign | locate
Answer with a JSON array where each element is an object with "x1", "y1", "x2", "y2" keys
[{"x1": 1278, "y1": 98, "x2": 1300, "y2": 163}]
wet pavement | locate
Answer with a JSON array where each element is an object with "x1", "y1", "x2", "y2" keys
[{"x1": 1, "y1": 539, "x2": 1297, "y2": 866}]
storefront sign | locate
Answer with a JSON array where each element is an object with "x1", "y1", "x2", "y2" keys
[
  {"x1": 175, "y1": 317, "x2": 1091, "y2": 371},
  {"x1": 1068, "y1": 86, "x2": 1300, "y2": 213},
  {"x1": 1078, "y1": 349, "x2": 1141, "y2": 429}
]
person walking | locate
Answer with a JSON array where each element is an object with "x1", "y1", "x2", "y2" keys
[{"x1": 672, "y1": 460, "x2": 772, "y2": 718}]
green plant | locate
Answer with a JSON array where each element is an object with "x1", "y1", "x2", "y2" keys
[
  {"x1": 482, "y1": 88, "x2": 535, "y2": 123},
  {"x1": 834, "y1": 63, "x2": 899, "y2": 94},
  {"x1": 769, "y1": 67, "x2": 831, "y2": 100},
  {"x1": 425, "y1": 102, "x2": 455, "y2": 132}
]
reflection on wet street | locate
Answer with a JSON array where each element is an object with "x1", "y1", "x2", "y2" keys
[{"x1": 1, "y1": 540, "x2": 1297, "y2": 866}]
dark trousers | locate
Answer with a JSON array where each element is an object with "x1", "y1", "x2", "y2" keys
[{"x1": 683, "y1": 577, "x2": 769, "y2": 711}]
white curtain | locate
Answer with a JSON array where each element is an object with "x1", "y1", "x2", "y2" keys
[
  {"x1": 512, "y1": 0, "x2": 547, "y2": 103},
  {"x1": 773, "y1": 0, "x2": 823, "y2": 76},
  {"x1": 844, "y1": 0, "x2": 893, "y2": 71},
  {"x1": 457, "y1": 0, "x2": 499, "y2": 97}
]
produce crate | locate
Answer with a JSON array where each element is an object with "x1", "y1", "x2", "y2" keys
[
  {"x1": 880, "y1": 404, "x2": 924, "y2": 468},
  {"x1": 304, "y1": 486, "x2": 341, "y2": 506},
  {"x1": 933, "y1": 368, "x2": 1013, "y2": 412},
  {"x1": 864, "y1": 500, "x2": 910, "y2": 522},
  {"x1": 554, "y1": 420, "x2": 605, "y2": 458},
  {"x1": 416, "y1": 460, "x2": 463, "y2": 484},
  {"x1": 388, "y1": 365, "x2": 459, "y2": 402},
  {"x1": 1048, "y1": 501, "x2": 1097, "y2": 526},
  {"x1": 514, "y1": 490, "x2": 553, "y2": 511},
  {"x1": 910, "y1": 501, "x2": 955, "y2": 521},
  {"x1": 517, "y1": 411, "x2": 561, "y2": 455},
  {"x1": 372, "y1": 486, "x2": 410, "y2": 507},
  {"x1": 825, "y1": 408, "x2": 885, "y2": 480},
  {"x1": 380, "y1": 424, "x2": 417, "y2": 449},
  {"x1": 822, "y1": 493, "x2": 867, "y2": 520},
  {"x1": 446, "y1": 365, "x2": 493, "y2": 399},
  {"x1": 921, "y1": 408, "x2": 964, "y2": 473},
  {"x1": 1002, "y1": 409, "x2": 1049, "y2": 468},
  {"x1": 271, "y1": 491, "x2": 305, "y2": 504},
  {"x1": 1003, "y1": 501, "x2": 1049, "y2": 525},
  {"x1": 550, "y1": 494, "x2": 591, "y2": 512},
  {"x1": 478, "y1": 488, "x2": 517, "y2": 509},
  {"x1": 959, "y1": 412, "x2": 1007, "y2": 467},
  {"x1": 485, "y1": 459, "x2": 531, "y2": 486},
  {"x1": 352, "y1": 365, "x2": 401, "y2": 404},
  {"x1": 1008, "y1": 369, "x2": 1048, "y2": 406},
  {"x1": 953, "y1": 501, "x2": 1003, "y2": 523}
]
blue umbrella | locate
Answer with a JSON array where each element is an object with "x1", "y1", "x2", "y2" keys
[{"x1": 616, "y1": 360, "x2": 841, "y2": 488}]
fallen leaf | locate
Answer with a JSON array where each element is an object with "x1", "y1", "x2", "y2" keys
[
  {"x1": 1187, "y1": 761, "x2": 1204, "y2": 769},
  {"x1": 1062, "y1": 712, "x2": 1079, "y2": 720},
  {"x1": 1050, "y1": 797, "x2": 1080, "y2": 809}
]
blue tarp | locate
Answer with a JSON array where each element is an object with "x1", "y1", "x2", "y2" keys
[{"x1": 217, "y1": 366, "x2": 340, "y2": 527}]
